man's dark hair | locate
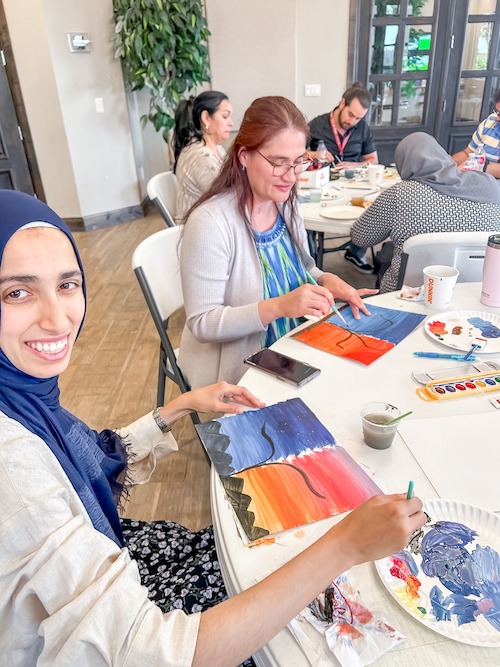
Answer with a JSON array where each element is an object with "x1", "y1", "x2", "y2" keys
[{"x1": 342, "y1": 82, "x2": 371, "y2": 110}]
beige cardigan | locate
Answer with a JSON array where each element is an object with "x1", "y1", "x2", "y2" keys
[{"x1": 178, "y1": 191, "x2": 322, "y2": 388}]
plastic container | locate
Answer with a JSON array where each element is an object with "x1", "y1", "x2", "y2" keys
[
  {"x1": 474, "y1": 142, "x2": 486, "y2": 170},
  {"x1": 481, "y1": 234, "x2": 500, "y2": 307},
  {"x1": 316, "y1": 140, "x2": 328, "y2": 163}
]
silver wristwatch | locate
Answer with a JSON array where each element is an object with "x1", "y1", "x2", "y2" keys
[{"x1": 152, "y1": 407, "x2": 171, "y2": 434}]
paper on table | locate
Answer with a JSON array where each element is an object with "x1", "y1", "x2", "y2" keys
[
  {"x1": 398, "y1": 413, "x2": 500, "y2": 512},
  {"x1": 288, "y1": 572, "x2": 405, "y2": 667}
]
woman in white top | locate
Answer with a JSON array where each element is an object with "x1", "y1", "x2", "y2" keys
[
  {"x1": 174, "y1": 91, "x2": 233, "y2": 222},
  {"x1": 0, "y1": 190, "x2": 425, "y2": 667}
]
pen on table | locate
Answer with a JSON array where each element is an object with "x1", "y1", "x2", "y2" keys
[
  {"x1": 406, "y1": 480, "x2": 414, "y2": 499},
  {"x1": 413, "y1": 351, "x2": 477, "y2": 361},
  {"x1": 305, "y1": 271, "x2": 348, "y2": 325}
]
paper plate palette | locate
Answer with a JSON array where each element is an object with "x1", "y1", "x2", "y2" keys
[
  {"x1": 319, "y1": 206, "x2": 364, "y2": 220},
  {"x1": 376, "y1": 498, "x2": 500, "y2": 646},
  {"x1": 424, "y1": 310, "x2": 500, "y2": 353}
]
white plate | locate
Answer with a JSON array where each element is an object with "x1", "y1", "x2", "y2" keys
[
  {"x1": 376, "y1": 498, "x2": 500, "y2": 646},
  {"x1": 424, "y1": 310, "x2": 500, "y2": 353},
  {"x1": 319, "y1": 206, "x2": 364, "y2": 220},
  {"x1": 342, "y1": 183, "x2": 379, "y2": 194}
]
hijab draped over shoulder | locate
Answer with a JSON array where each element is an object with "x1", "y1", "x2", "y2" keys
[
  {"x1": 395, "y1": 132, "x2": 500, "y2": 205},
  {"x1": 0, "y1": 190, "x2": 127, "y2": 547}
]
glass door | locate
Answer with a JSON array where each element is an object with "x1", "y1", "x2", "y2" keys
[
  {"x1": 352, "y1": 0, "x2": 451, "y2": 164},
  {"x1": 436, "y1": 0, "x2": 500, "y2": 152},
  {"x1": 350, "y1": 0, "x2": 500, "y2": 163}
]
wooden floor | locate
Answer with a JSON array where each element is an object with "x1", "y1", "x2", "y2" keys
[{"x1": 60, "y1": 211, "x2": 376, "y2": 532}]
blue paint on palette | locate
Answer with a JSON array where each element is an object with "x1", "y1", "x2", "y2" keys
[
  {"x1": 325, "y1": 304, "x2": 426, "y2": 346},
  {"x1": 468, "y1": 317, "x2": 500, "y2": 339},
  {"x1": 399, "y1": 520, "x2": 500, "y2": 630},
  {"x1": 214, "y1": 398, "x2": 335, "y2": 473}
]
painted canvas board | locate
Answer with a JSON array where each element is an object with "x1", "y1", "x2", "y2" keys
[
  {"x1": 196, "y1": 398, "x2": 381, "y2": 542},
  {"x1": 293, "y1": 304, "x2": 426, "y2": 365}
]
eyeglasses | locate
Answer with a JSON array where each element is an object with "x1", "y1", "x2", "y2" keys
[
  {"x1": 493, "y1": 108, "x2": 500, "y2": 117},
  {"x1": 256, "y1": 150, "x2": 312, "y2": 176}
]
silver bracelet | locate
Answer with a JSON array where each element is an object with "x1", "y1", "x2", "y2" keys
[{"x1": 152, "y1": 407, "x2": 171, "y2": 434}]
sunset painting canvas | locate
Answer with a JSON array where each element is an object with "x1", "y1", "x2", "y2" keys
[
  {"x1": 196, "y1": 398, "x2": 381, "y2": 542},
  {"x1": 292, "y1": 304, "x2": 425, "y2": 365}
]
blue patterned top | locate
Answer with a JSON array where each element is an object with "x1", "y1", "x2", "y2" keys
[{"x1": 252, "y1": 213, "x2": 308, "y2": 347}]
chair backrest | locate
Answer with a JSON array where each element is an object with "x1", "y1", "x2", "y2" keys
[
  {"x1": 131, "y1": 226, "x2": 183, "y2": 326},
  {"x1": 399, "y1": 231, "x2": 491, "y2": 289},
  {"x1": 147, "y1": 171, "x2": 178, "y2": 227}
]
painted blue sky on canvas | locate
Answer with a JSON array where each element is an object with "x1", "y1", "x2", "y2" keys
[
  {"x1": 214, "y1": 398, "x2": 335, "y2": 473},
  {"x1": 326, "y1": 304, "x2": 425, "y2": 345}
]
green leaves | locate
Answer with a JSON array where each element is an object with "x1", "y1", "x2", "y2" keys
[{"x1": 112, "y1": 0, "x2": 211, "y2": 139}]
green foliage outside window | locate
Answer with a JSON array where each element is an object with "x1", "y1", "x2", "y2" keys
[{"x1": 112, "y1": 0, "x2": 211, "y2": 140}]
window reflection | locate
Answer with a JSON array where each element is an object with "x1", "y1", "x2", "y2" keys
[
  {"x1": 468, "y1": 0, "x2": 496, "y2": 15},
  {"x1": 462, "y1": 22, "x2": 492, "y2": 70},
  {"x1": 371, "y1": 25, "x2": 399, "y2": 74},
  {"x1": 456, "y1": 78, "x2": 486, "y2": 122},
  {"x1": 403, "y1": 25, "x2": 432, "y2": 72},
  {"x1": 370, "y1": 81, "x2": 394, "y2": 126},
  {"x1": 407, "y1": 0, "x2": 435, "y2": 17},
  {"x1": 398, "y1": 79, "x2": 427, "y2": 124},
  {"x1": 373, "y1": 0, "x2": 400, "y2": 18}
]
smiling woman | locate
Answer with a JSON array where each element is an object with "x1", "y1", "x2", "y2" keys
[
  {"x1": 0, "y1": 190, "x2": 428, "y2": 667},
  {"x1": 178, "y1": 96, "x2": 378, "y2": 389},
  {"x1": 0, "y1": 227, "x2": 85, "y2": 378}
]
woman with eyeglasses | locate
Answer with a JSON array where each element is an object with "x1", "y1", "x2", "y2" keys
[{"x1": 178, "y1": 96, "x2": 377, "y2": 389}]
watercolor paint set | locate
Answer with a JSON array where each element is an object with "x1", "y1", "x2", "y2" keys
[{"x1": 416, "y1": 369, "x2": 500, "y2": 402}]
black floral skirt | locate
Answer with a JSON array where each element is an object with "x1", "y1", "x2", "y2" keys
[{"x1": 121, "y1": 518, "x2": 255, "y2": 667}]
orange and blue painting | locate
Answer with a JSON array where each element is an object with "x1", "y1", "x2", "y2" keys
[
  {"x1": 196, "y1": 398, "x2": 381, "y2": 542},
  {"x1": 293, "y1": 304, "x2": 426, "y2": 365}
]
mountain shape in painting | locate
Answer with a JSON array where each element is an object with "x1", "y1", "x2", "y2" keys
[{"x1": 196, "y1": 398, "x2": 381, "y2": 542}]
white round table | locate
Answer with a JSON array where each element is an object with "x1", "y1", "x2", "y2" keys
[
  {"x1": 211, "y1": 283, "x2": 500, "y2": 666},
  {"x1": 299, "y1": 178, "x2": 386, "y2": 268}
]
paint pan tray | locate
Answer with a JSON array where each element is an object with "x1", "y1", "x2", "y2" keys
[{"x1": 416, "y1": 369, "x2": 500, "y2": 402}]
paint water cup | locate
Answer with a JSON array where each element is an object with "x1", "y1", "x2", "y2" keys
[
  {"x1": 367, "y1": 164, "x2": 385, "y2": 186},
  {"x1": 423, "y1": 265, "x2": 459, "y2": 310},
  {"x1": 310, "y1": 188, "x2": 322, "y2": 203},
  {"x1": 361, "y1": 402, "x2": 400, "y2": 450}
]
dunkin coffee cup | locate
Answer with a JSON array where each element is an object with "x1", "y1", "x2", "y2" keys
[{"x1": 423, "y1": 265, "x2": 459, "y2": 310}]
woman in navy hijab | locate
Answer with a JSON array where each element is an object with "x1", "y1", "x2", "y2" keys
[{"x1": 0, "y1": 190, "x2": 425, "y2": 667}]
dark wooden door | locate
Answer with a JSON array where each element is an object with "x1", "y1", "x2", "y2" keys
[
  {"x1": 0, "y1": 47, "x2": 34, "y2": 193},
  {"x1": 350, "y1": 0, "x2": 500, "y2": 163},
  {"x1": 435, "y1": 0, "x2": 500, "y2": 153}
]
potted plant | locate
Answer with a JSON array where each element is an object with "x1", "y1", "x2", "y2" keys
[{"x1": 112, "y1": 0, "x2": 211, "y2": 140}]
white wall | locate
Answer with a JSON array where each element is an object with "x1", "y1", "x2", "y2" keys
[
  {"x1": 4, "y1": 0, "x2": 350, "y2": 218},
  {"x1": 206, "y1": 0, "x2": 349, "y2": 128},
  {"x1": 4, "y1": 0, "x2": 139, "y2": 218},
  {"x1": 297, "y1": 0, "x2": 350, "y2": 122}
]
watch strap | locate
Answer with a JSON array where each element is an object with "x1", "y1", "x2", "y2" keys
[{"x1": 152, "y1": 407, "x2": 171, "y2": 434}]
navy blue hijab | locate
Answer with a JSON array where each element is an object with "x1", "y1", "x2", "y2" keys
[{"x1": 0, "y1": 190, "x2": 127, "y2": 547}]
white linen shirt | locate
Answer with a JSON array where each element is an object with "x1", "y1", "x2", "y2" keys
[{"x1": 0, "y1": 411, "x2": 200, "y2": 666}]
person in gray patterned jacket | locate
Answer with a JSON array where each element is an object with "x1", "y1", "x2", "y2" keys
[{"x1": 350, "y1": 132, "x2": 500, "y2": 292}]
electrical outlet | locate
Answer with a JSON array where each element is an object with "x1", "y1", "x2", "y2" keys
[
  {"x1": 95, "y1": 98, "x2": 104, "y2": 113},
  {"x1": 305, "y1": 84, "x2": 321, "y2": 97}
]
